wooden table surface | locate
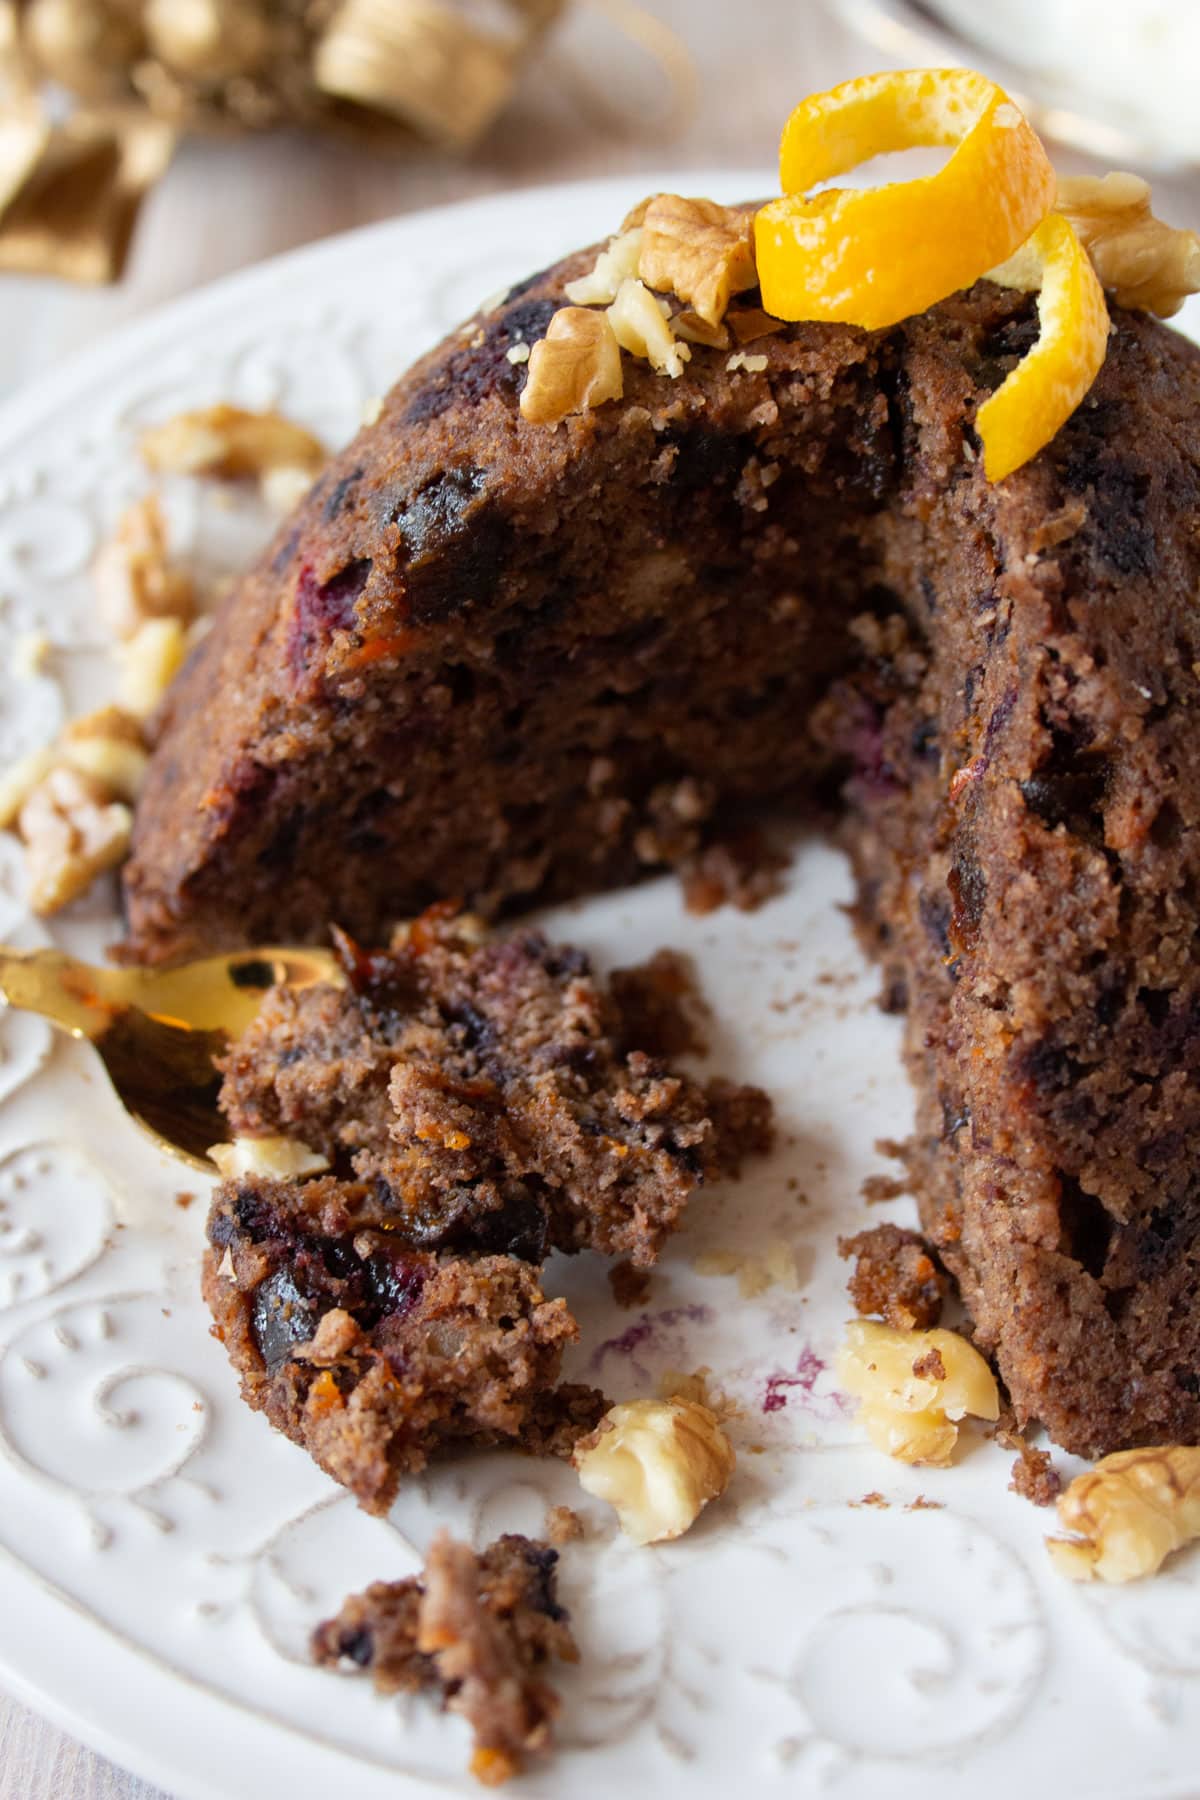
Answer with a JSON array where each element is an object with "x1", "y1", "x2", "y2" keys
[{"x1": 1, "y1": 1, "x2": 1197, "y2": 1794}]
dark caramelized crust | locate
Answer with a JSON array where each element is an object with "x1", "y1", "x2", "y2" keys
[
  {"x1": 313, "y1": 1531, "x2": 575, "y2": 1783},
  {"x1": 218, "y1": 911, "x2": 771, "y2": 1268},
  {"x1": 128, "y1": 224, "x2": 1200, "y2": 1458},
  {"x1": 204, "y1": 1176, "x2": 605, "y2": 1514}
]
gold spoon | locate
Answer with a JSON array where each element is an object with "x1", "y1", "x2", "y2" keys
[{"x1": 0, "y1": 945, "x2": 341, "y2": 1171}]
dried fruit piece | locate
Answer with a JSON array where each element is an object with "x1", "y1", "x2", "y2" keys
[
  {"x1": 519, "y1": 307, "x2": 624, "y2": 426},
  {"x1": 1048, "y1": 1446, "x2": 1200, "y2": 1583},
  {"x1": 755, "y1": 69, "x2": 1056, "y2": 330},
  {"x1": 975, "y1": 212, "x2": 1109, "y2": 482},
  {"x1": 837, "y1": 1320, "x2": 1000, "y2": 1465},
  {"x1": 637, "y1": 193, "x2": 757, "y2": 327},
  {"x1": 991, "y1": 171, "x2": 1200, "y2": 319},
  {"x1": 572, "y1": 1397, "x2": 735, "y2": 1544}
]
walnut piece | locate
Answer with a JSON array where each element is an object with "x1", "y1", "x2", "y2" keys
[
  {"x1": 92, "y1": 494, "x2": 195, "y2": 641},
  {"x1": 1047, "y1": 1445, "x2": 1200, "y2": 1583},
  {"x1": 117, "y1": 616, "x2": 190, "y2": 718},
  {"x1": 140, "y1": 403, "x2": 326, "y2": 481},
  {"x1": 671, "y1": 309, "x2": 730, "y2": 350},
  {"x1": 17, "y1": 766, "x2": 133, "y2": 915},
  {"x1": 260, "y1": 462, "x2": 318, "y2": 515},
  {"x1": 990, "y1": 172, "x2": 1200, "y2": 318},
  {"x1": 519, "y1": 307, "x2": 624, "y2": 426},
  {"x1": 0, "y1": 748, "x2": 58, "y2": 831},
  {"x1": 606, "y1": 278, "x2": 690, "y2": 379},
  {"x1": 693, "y1": 1238, "x2": 799, "y2": 1298},
  {"x1": 58, "y1": 706, "x2": 148, "y2": 801},
  {"x1": 208, "y1": 1135, "x2": 331, "y2": 1182},
  {"x1": 563, "y1": 227, "x2": 643, "y2": 306},
  {"x1": 637, "y1": 193, "x2": 757, "y2": 327},
  {"x1": 1060, "y1": 173, "x2": 1200, "y2": 316},
  {"x1": 837, "y1": 1321, "x2": 1000, "y2": 1465},
  {"x1": 573, "y1": 1397, "x2": 735, "y2": 1544}
]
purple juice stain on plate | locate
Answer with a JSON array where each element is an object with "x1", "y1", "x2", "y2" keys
[
  {"x1": 762, "y1": 1344, "x2": 848, "y2": 1418},
  {"x1": 589, "y1": 1304, "x2": 713, "y2": 1381}
]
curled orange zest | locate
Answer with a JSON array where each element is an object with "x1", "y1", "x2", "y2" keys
[
  {"x1": 754, "y1": 69, "x2": 1056, "y2": 330},
  {"x1": 976, "y1": 212, "x2": 1109, "y2": 482}
]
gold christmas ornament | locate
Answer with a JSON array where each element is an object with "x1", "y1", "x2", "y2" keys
[{"x1": 0, "y1": 0, "x2": 692, "y2": 282}]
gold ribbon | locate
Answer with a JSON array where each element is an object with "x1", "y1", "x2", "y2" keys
[{"x1": 0, "y1": 0, "x2": 692, "y2": 284}]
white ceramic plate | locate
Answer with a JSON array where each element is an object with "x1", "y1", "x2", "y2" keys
[{"x1": 2, "y1": 175, "x2": 1200, "y2": 1800}]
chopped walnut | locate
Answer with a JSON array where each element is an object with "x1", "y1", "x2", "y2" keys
[
  {"x1": 727, "y1": 307, "x2": 787, "y2": 345},
  {"x1": 208, "y1": 1135, "x2": 331, "y2": 1181},
  {"x1": 990, "y1": 172, "x2": 1200, "y2": 318},
  {"x1": 117, "y1": 617, "x2": 189, "y2": 718},
  {"x1": 0, "y1": 747, "x2": 58, "y2": 831},
  {"x1": 656, "y1": 1366, "x2": 737, "y2": 1422},
  {"x1": 260, "y1": 462, "x2": 317, "y2": 516},
  {"x1": 1048, "y1": 1445, "x2": 1200, "y2": 1583},
  {"x1": 92, "y1": 494, "x2": 195, "y2": 641},
  {"x1": 519, "y1": 307, "x2": 624, "y2": 426},
  {"x1": 637, "y1": 193, "x2": 757, "y2": 328},
  {"x1": 573, "y1": 1398, "x2": 735, "y2": 1545},
  {"x1": 607, "y1": 278, "x2": 691, "y2": 379},
  {"x1": 672, "y1": 310, "x2": 730, "y2": 350},
  {"x1": 837, "y1": 1321, "x2": 1000, "y2": 1466},
  {"x1": 563, "y1": 227, "x2": 643, "y2": 305},
  {"x1": 58, "y1": 706, "x2": 148, "y2": 802},
  {"x1": 140, "y1": 404, "x2": 326, "y2": 481},
  {"x1": 18, "y1": 766, "x2": 133, "y2": 915},
  {"x1": 693, "y1": 1239, "x2": 800, "y2": 1298}
]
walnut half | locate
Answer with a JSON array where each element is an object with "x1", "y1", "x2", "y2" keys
[
  {"x1": 1048, "y1": 1445, "x2": 1200, "y2": 1583},
  {"x1": 990, "y1": 172, "x2": 1200, "y2": 318},
  {"x1": 573, "y1": 1397, "x2": 736, "y2": 1544},
  {"x1": 140, "y1": 404, "x2": 326, "y2": 482},
  {"x1": 837, "y1": 1320, "x2": 1000, "y2": 1465},
  {"x1": 519, "y1": 307, "x2": 624, "y2": 426},
  {"x1": 637, "y1": 193, "x2": 758, "y2": 328}
]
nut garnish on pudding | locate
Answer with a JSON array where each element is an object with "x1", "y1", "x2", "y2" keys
[{"x1": 573, "y1": 1397, "x2": 736, "y2": 1545}]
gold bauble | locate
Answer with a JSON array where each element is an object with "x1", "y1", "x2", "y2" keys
[
  {"x1": 24, "y1": 0, "x2": 143, "y2": 98},
  {"x1": 142, "y1": 0, "x2": 274, "y2": 82}
]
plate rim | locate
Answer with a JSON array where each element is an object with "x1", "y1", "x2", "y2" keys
[{"x1": 0, "y1": 166, "x2": 775, "y2": 459}]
